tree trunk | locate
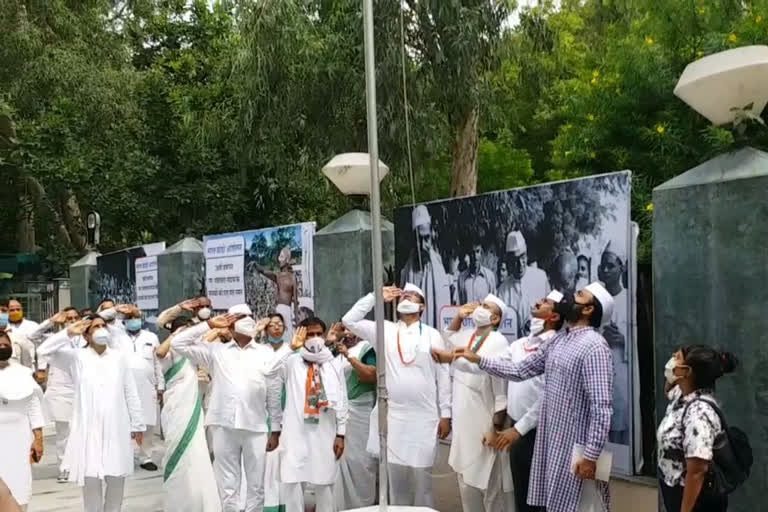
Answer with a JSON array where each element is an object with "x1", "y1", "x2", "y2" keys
[
  {"x1": 16, "y1": 194, "x2": 35, "y2": 252},
  {"x1": 449, "y1": 107, "x2": 479, "y2": 198}
]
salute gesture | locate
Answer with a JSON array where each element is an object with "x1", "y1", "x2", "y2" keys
[
  {"x1": 290, "y1": 326, "x2": 307, "y2": 350},
  {"x1": 382, "y1": 286, "x2": 402, "y2": 303},
  {"x1": 207, "y1": 313, "x2": 241, "y2": 329},
  {"x1": 179, "y1": 298, "x2": 203, "y2": 312},
  {"x1": 458, "y1": 302, "x2": 480, "y2": 319},
  {"x1": 67, "y1": 318, "x2": 92, "y2": 337}
]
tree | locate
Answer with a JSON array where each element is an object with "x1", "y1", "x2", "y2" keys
[{"x1": 405, "y1": 0, "x2": 512, "y2": 197}]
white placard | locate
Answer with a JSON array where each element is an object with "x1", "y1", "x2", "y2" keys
[
  {"x1": 204, "y1": 235, "x2": 246, "y2": 310},
  {"x1": 135, "y1": 256, "x2": 159, "y2": 310}
]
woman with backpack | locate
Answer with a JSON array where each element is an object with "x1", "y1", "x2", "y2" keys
[{"x1": 657, "y1": 345, "x2": 739, "y2": 512}]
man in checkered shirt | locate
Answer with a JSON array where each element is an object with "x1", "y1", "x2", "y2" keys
[{"x1": 454, "y1": 282, "x2": 615, "y2": 512}]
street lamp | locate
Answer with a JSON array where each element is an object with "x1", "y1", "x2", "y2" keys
[
  {"x1": 322, "y1": 152, "x2": 390, "y2": 196},
  {"x1": 86, "y1": 211, "x2": 101, "y2": 248},
  {"x1": 674, "y1": 45, "x2": 768, "y2": 125}
]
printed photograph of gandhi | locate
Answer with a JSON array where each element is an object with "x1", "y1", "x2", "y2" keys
[{"x1": 255, "y1": 246, "x2": 299, "y2": 341}]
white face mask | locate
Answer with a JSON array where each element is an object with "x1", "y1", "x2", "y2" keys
[
  {"x1": 397, "y1": 299, "x2": 421, "y2": 315},
  {"x1": 197, "y1": 307, "x2": 212, "y2": 320},
  {"x1": 91, "y1": 328, "x2": 110, "y2": 346},
  {"x1": 471, "y1": 307, "x2": 493, "y2": 327},
  {"x1": 664, "y1": 356, "x2": 680, "y2": 384},
  {"x1": 98, "y1": 308, "x2": 117, "y2": 321},
  {"x1": 234, "y1": 317, "x2": 257, "y2": 338},
  {"x1": 305, "y1": 336, "x2": 325, "y2": 353},
  {"x1": 529, "y1": 317, "x2": 546, "y2": 336}
]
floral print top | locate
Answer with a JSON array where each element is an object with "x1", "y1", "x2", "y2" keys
[{"x1": 657, "y1": 386, "x2": 723, "y2": 487}]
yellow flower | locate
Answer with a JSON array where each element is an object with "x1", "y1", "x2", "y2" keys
[
  {"x1": 646, "y1": 203, "x2": 654, "y2": 212},
  {"x1": 587, "y1": 114, "x2": 595, "y2": 121},
  {"x1": 590, "y1": 77, "x2": 599, "y2": 85},
  {"x1": 757, "y1": 15, "x2": 763, "y2": 24},
  {"x1": 729, "y1": 33, "x2": 738, "y2": 43},
  {"x1": 656, "y1": 124, "x2": 665, "y2": 134},
  {"x1": 592, "y1": 70, "x2": 600, "y2": 78},
  {"x1": 697, "y1": 50, "x2": 704, "y2": 58},
  {"x1": 589, "y1": 151, "x2": 596, "y2": 159},
  {"x1": 645, "y1": 36, "x2": 654, "y2": 46},
  {"x1": 698, "y1": 7, "x2": 706, "y2": 15}
]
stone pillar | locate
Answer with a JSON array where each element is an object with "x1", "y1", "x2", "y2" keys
[
  {"x1": 157, "y1": 237, "x2": 204, "y2": 313},
  {"x1": 69, "y1": 251, "x2": 100, "y2": 310},
  {"x1": 653, "y1": 147, "x2": 768, "y2": 510},
  {"x1": 313, "y1": 209, "x2": 395, "y2": 325}
]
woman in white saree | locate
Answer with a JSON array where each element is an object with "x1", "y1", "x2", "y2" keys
[{"x1": 156, "y1": 321, "x2": 221, "y2": 512}]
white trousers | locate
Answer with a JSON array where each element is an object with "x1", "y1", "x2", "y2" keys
[
  {"x1": 457, "y1": 455, "x2": 508, "y2": 512},
  {"x1": 283, "y1": 483, "x2": 335, "y2": 512},
  {"x1": 211, "y1": 426, "x2": 266, "y2": 512},
  {"x1": 82, "y1": 476, "x2": 125, "y2": 512},
  {"x1": 387, "y1": 463, "x2": 434, "y2": 507},
  {"x1": 55, "y1": 421, "x2": 71, "y2": 467},
  {"x1": 134, "y1": 426, "x2": 155, "y2": 464}
]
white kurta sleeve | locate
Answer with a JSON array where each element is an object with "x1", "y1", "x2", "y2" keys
[
  {"x1": 157, "y1": 305, "x2": 184, "y2": 329},
  {"x1": 36, "y1": 330, "x2": 78, "y2": 370},
  {"x1": 27, "y1": 319, "x2": 53, "y2": 345},
  {"x1": 334, "y1": 365, "x2": 349, "y2": 437},
  {"x1": 15, "y1": 335, "x2": 35, "y2": 369},
  {"x1": 430, "y1": 331, "x2": 452, "y2": 419},
  {"x1": 147, "y1": 333, "x2": 165, "y2": 392},
  {"x1": 170, "y1": 322, "x2": 214, "y2": 368},
  {"x1": 513, "y1": 391, "x2": 543, "y2": 436},
  {"x1": 342, "y1": 293, "x2": 378, "y2": 344},
  {"x1": 122, "y1": 360, "x2": 146, "y2": 433},
  {"x1": 266, "y1": 356, "x2": 284, "y2": 433},
  {"x1": 27, "y1": 392, "x2": 46, "y2": 430}
]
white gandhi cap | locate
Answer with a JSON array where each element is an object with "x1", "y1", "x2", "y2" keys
[
  {"x1": 547, "y1": 290, "x2": 564, "y2": 303},
  {"x1": 412, "y1": 205, "x2": 431, "y2": 229},
  {"x1": 228, "y1": 303, "x2": 253, "y2": 316},
  {"x1": 402, "y1": 282, "x2": 425, "y2": 301},
  {"x1": 506, "y1": 231, "x2": 527, "y2": 256},
  {"x1": 584, "y1": 281, "x2": 614, "y2": 328},
  {"x1": 483, "y1": 293, "x2": 507, "y2": 320}
]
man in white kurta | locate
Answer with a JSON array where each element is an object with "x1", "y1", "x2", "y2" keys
[
  {"x1": 272, "y1": 335, "x2": 348, "y2": 512},
  {"x1": 0, "y1": 332, "x2": 45, "y2": 510},
  {"x1": 171, "y1": 311, "x2": 282, "y2": 512},
  {"x1": 440, "y1": 294, "x2": 512, "y2": 512},
  {"x1": 37, "y1": 316, "x2": 146, "y2": 512},
  {"x1": 343, "y1": 283, "x2": 452, "y2": 507},
  {"x1": 123, "y1": 313, "x2": 164, "y2": 470},
  {"x1": 27, "y1": 308, "x2": 83, "y2": 482}
]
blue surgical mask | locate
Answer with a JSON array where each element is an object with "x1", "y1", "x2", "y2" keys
[
  {"x1": 0, "y1": 312, "x2": 7, "y2": 328},
  {"x1": 125, "y1": 318, "x2": 142, "y2": 332},
  {"x1": 267, "y1": 336, "x2": 283, "y2": 345}
]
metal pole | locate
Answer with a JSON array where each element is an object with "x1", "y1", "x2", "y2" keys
[{"x1": 362, "y1": 0, "x2": 389, "y2": 509}]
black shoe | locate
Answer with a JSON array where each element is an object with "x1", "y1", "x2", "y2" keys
[{"x1": 140, "y1": 462, "x2": 158, "y2": 471}]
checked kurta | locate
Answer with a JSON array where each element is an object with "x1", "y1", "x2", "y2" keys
[{"x1": 479, "y1": 326, "x2": 613, "y2": 512}]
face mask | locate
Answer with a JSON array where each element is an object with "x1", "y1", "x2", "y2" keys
[
  {"x1": 529, "y1": 317, "x2": 546, "y2": 336},
  {"x1": 471, "y1": 307, "x2": 493, "y2": 327},
  {"x1": 397, "y1": 299, "x2": 421, "y2": 315},
  {"x1": 99, "y1": 308, "x2": 117, "y2": 321},
  {"x1": 664, "y1": 356, "x2": 685, "y2": 384},
  {"x1": 197, "y1": 307, "x2": 212, "y2": 320},
  {"x1": 8, "y1": 311, "x2": 22, "y2": 323},
  {"x1": 0, "y1": 345, "x2": 12, "y2": 361},
  {"x1": 125, "y1": 318, "x2": 142, "y2": 332},
  {"x1": 91, "y1": 328, "x2": 110, "y2": 346},
  {"x1": 305, "y1": 336, "x2": 325, "y2": 353},
  {"x1": 267, "y1": 335, "x2": 283, "y2": 345},
  {"x1": 234, "y1": 317, "x2": 258, "y2": 338},
  {"x1": 0, "y1": 312, "x2": 8, "y2": 328}
]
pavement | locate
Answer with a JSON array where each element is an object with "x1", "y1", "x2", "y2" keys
[{"x1": 28, "y1": 429, "x2": 657, "y2": 511}]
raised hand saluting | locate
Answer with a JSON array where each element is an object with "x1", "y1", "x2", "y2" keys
[
  {"x1": 207, "y1": 313, "x2": 240, "y2": 330},
  {"x1": 290, "y1": 326, "x2": 307, "y2": 350},
  {"x1": 382, "y1": 286, "x2": 402, "y2": 303},
  {"x1": 67, "y1": 319, "x2": 92, "y2": 337}
]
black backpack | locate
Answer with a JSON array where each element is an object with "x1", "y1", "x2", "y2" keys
[{"x1": 682, "y1": 397, "x2": 753, "y2": 496}]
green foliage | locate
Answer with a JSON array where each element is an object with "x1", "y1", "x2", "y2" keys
[{"x1": 4, "y1": 0, "x2": 768, "y2": 275}]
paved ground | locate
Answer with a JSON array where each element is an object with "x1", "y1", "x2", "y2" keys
[{"x1": 29, "y1": 429, "x2": 656, "y2": 511}]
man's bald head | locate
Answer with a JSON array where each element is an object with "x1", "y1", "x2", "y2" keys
[{"x1": 550, "y1": 252, "x2": 578, "y2": 296}]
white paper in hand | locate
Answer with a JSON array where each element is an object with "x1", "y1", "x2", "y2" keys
[{"x1": 571, "y1": 444, "x2": 613, "y2": 482}]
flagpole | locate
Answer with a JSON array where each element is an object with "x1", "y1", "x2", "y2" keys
[{"x1": 362, "y1": 0, "x2": 389, "y2": 510}]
